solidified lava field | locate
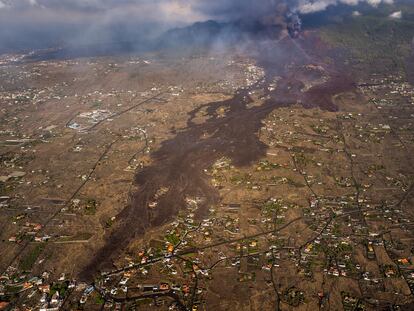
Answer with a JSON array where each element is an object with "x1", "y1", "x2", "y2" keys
[{"x1": 80, "y1": 36, "x2": 355, "y2": 279}]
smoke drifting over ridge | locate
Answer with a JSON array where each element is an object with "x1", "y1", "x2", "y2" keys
[{"x1": 0, "y1": 0, "x2": 398, "y2": 53}]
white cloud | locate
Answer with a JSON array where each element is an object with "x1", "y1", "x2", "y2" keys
[
  {"x1": 389, "y1": 10, "x2": 402, "y2": 19},
  {"x1": 341, "y1": 0, "x2": 360, "y2": 5},
  {"x1": 296, "y1": 0, "x2": 396, "y2": 14},
  {"x1": 297, "y1": 0, "x2": 335, "y2": 14}
]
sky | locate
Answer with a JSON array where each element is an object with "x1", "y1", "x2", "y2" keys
[{"x1": 0, "y1": 0, "x2": 401, "y2": 52}]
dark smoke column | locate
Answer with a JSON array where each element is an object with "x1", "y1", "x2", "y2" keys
[{"x1": 287, "y1": 13, "x2": 302, "y2": 38}]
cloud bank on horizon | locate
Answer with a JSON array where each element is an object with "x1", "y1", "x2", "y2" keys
[{"x1": 0, "y1": 0, "x2": 399, "y2": 52}]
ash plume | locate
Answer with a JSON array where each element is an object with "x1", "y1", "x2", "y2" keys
[{"x1": 287, "y1": 12, "x2": 302, "y2": 38}]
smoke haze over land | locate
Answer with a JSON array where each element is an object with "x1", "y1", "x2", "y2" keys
[{"x1": 0, "y1": 0, "x2": 402, "y2": 53}]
